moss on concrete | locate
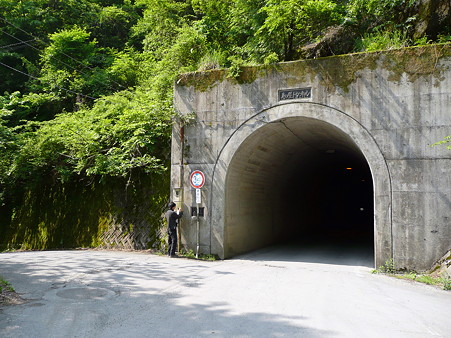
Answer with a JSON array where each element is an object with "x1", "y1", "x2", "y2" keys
[
  {"x1": 176, "y1": 43, "x2": 451, "y2": 93},
  {"x1": 0, "y1": 171, "x2": 169, "y2": 251},
  {"x1": 232, "y1": 66, "x2": 267, "y2": 85},
  {"x1": 382, "y1": 44, "x2": 450, "y2": 83},
  {"x1": 177, "y1": 69, "x2": 227, "y2": 92}
]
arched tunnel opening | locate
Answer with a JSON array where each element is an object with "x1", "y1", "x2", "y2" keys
[{"x1": 224, "y1": 116, "x2": 374, "y2": 263}]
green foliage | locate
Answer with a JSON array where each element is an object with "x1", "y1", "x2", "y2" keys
[
  {"x1": 133, "y1": 0, "x2": 194, "y2": 56},
  {"x1": 179, "y1": 248, "x2": 218, "y2": 261},
  {"x1": 0, "y1": 277, "x2": 14, "y2": 293},
  {"x1": 145, "y1": 24, "x2": 208, "y2": 102},
  {"x1": 345, "y1": 0, "x2": 415, "y2": 27},
  {"x1": 42, "y1": 27, "x2": 97, "y2": 72},
  {"x1": 345, "y1": 0, "x2": 417, "y2": 53},
  {"x1": 401, "y1": 272, "x2": 441, "y2": 286},
  {"x1": 0, "y1": 53, "x2": 30, "y2": 93},
  {"x1": 394, "y1": 272, "x2": 451, "y2": 290},
  {"x1": 0, "y1": 110, "x2": 17, "y2": 192},
  {"x1": 437, "y1": 35, "x2": 451, "y2": 44},
  {"x1": 107, "y1": 49, "x2": 141, "y2": 87},
  {"x1": 356, "y1": 29, "x2": 410, "y2": 52},
  {"x1": 0, "y1": 91, "x2": 65, "y2": 124},
  {"x1": 227, "y1": 55, "x2": 245, "y2": 78},
  {"x1": 8, "y1": 91, "x2": 171, "y2": 184},
  {"x1": 256, "y1": 0, "x2": 343, "y2": 61},
  {"x1": 39, "y1": 27, "x2": 123, "y2": 100},
  {"x1": 443, "y1": 277, "x2": 451, "y2": 290},
  {"x1": 192, "y1": 0, "x2": 232, "y2": 47},
  {"x1": 373, "y1": 258, "x2": 397, "y2": 274},
  {"x1": 372, "y1": 259, "x2": 451, "y2": 291},
  {"x1": 226, "y1": 0, "x2": 267, "y2": 60},
  {"x1": 95, "y1": 4, "x2": 140, "y2": 48},
  {"x1": 431, "y1": 135, "x2": 451, "y2": 150},
  {"x1": 198, "y1": 50, "x2": 227, "y2": 71}
]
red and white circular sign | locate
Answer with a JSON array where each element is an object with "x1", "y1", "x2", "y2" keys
[{"x1": 190, "y1": 170, "x2": 205, "y2": 189}]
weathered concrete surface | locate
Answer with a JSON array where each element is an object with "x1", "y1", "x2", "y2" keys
[
  {"x1": 1, "y1": 250, "x2": 451, "y2": 337},
  {"x1": 172, "y1": 44, "x2": 451, "y2": 270}
]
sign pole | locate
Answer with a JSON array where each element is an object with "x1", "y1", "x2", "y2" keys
[
  {"x1": 196, "y1": 200, "x2": 200, "y2": 259},
  {"x1": 190, "y1": 171, "x2": 205, "y2": 259},
  {"x1": 195, "y1": 188, "x2": 201, "y2": 258}
]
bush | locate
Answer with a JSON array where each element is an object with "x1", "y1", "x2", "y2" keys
[{"x1": 356, "y1": 29, "x2": 410, "y2": 52}]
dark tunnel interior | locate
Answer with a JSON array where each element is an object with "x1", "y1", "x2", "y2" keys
[
  {"x1": 281, "y1": 150, "x2": 374, "y2": 246},
  {"x1": 224, "y1": 116, "x2": 374, "y2": 260}
]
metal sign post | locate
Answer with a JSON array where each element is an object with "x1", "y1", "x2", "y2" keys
[
  {"x1": 196, "y1": 189, "x2": 201, "y2": 258},
  {"x1": 190, "y1": 170, "x2": 205, "y2": 259}
]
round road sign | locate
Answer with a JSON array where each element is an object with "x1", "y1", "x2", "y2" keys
[{"x1": 190, "y1": 170, "x2": 205, "y2": 189}]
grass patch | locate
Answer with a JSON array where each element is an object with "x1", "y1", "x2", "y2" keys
[
  {"x1": 154, "y1": 248, "x2": 219, "y2": 261},
  {"x1": 372, "y1": 259, "x2": 451, "y2": 290},
  {"x1": 0, "y1": 277, "x2": 15, "y2": 293},
  {"x1": 0, "y1": 276, "x2": 24, "y2": 306},
  {"x1": 393, "y1": 273, "x2": 451, "y2": 290},
  {"x1": 179, "y1": 249, "x2": 218, "y2": 261},
  {"x1": 372, "y1": 258, "x2": 396, "y2": 274},
  {"x1": 356, "y1": 29, "x2": 409, "y2": 52}
]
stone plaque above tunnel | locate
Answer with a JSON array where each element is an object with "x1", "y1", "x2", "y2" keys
[
  {"x1": 278, "y1": 87, "x2": 311, "y2": 101},
  {"x1": 173, "y1": 44, "x2": 451, "y2": 271}
]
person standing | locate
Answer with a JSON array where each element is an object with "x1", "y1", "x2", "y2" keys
[{"x1": 165, "y1": 202, "x2": 183, "y2": 257}]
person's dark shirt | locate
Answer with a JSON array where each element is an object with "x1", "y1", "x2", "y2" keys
[{"x1": 165, "y1": 209, "x2": 183, "y2": 231}]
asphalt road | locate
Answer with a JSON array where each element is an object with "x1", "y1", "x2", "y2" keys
[{"x1": 1, "y1": 246, "x2": 450, "y2": 337}]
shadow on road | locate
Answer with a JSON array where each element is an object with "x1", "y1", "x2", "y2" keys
[{"x1": 0, "y1": 251, "x2": 337, "y2": 337}]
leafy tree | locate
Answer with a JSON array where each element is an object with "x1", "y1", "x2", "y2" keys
[
  {"x1": 148, "y1": 24, "x2": 208, "y2": 101},
  {"x1": 0, "y1": 109, "x2": 16, "y2": 184},
  {"x1": 0, "y1": 0, "x2": 140, "y2": 95},
  {"x1": 0, "y1": 91, "x2": 64, "y2": 125},
  {"x1": 345, "y1": 0, "x2": 415, "y2": 29},
  {"x1": 192, "y1": 0, "x2": 233, "y2": 51},
  {"x1": 41, "y1": 27, "x2": 97, "y2": 73},
  {"x1": 7, "y1": 90, "x2": 172, "y2": 187},
  {"x1": 0, "y1": 53, "x2": 30, "y2": 93},
  {"x1": 92, "y1": 4, "x2": 141, "y2": 49},
  {"x1": 38, "y1": 26, "x2": 126, "y2": 104},
  {"x1": 256, "y1": 0, "x2": 343, "y2": 61},
  {"x1": 106, "y1": 48, "x2": 141, "y2": 88},
  {"x1": 227, "y1": 0, "x2": 267, "y2": 61},
  {"x1": 132, "y1": 0, "x2": 195, "y2": 57}
]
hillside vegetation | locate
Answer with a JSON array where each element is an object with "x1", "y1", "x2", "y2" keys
[{"x1": 0, "y1": 0, "x2": 450, "y2": 250}]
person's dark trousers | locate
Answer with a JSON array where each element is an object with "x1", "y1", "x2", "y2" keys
[{"x1": 168, "y1": 229, "x2": 178, "y2": 257}]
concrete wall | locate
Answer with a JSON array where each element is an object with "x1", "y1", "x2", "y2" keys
[{"x1": 172, "y1": 44, "x2": 451, "y2": 271}]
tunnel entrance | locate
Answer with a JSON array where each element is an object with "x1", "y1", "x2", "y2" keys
[{"x1": 224, "y1": 116, "x2": 374, "y2": 261}]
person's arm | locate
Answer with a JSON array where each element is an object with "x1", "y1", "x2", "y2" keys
[{"x1": 176, "y1": 208, "x2": 183, "y2": 218}]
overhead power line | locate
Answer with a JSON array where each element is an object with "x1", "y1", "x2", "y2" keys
[
  {"x1": 0, "y1": 60, "x2": 98, "y2": 101},
  {"x1": 0, "y1": 39, "x2": 36, "y2": 51},
  {"x1": 0, "y1": 17, "x2": 96, "y2": 72},
  {"x1": 0, "y1": 16, "x2": 127, "y2": 92},
  {"x1": 1, "y1": 29, "x2": 104, "y2": 83}
]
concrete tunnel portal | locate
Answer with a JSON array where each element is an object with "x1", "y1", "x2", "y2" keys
[
  {"x1": 224, "y1": 116, "x2": 374, "y2": 258},
  {"x1": 175, "y1": 46, "x2": 451, "y2": 270}
]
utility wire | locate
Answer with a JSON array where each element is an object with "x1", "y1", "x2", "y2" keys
[
  {"x1": 0, "y1": 16, "x2": 127, "y2": 91},
  {"x1": 1, "y1": 29, "x2": 107, "y2": 85},
  {"x1": 0, "y1": 29, "x2": 125, "y2": 94},
  {"x1": 0, "y1": 39, "x2": 36, "y2": 50},
  {"x1": 0, "y1": 60, "x2": 98, "y2": 101},
  {"x1": 0, "y1": 18, "x2": 161, "y2": 113},
  {"x1": 0, "y1": 17, "x2": 99, "y2": 73},
  {"x1": 0, "y1": 58, "x2": 166, "y2": 125}
]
